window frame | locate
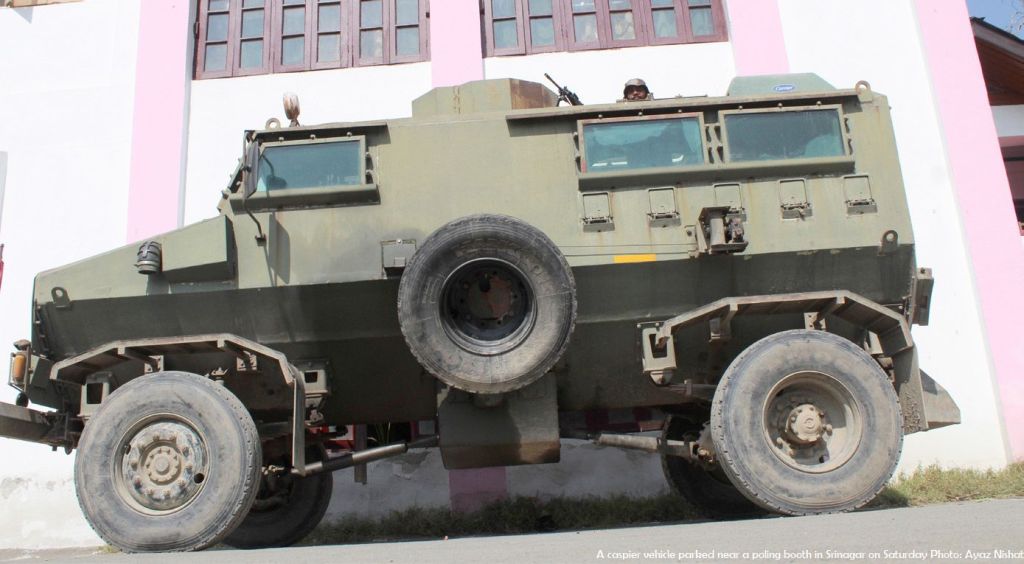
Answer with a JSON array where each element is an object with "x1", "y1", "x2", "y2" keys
[
  {"x1": 576, "y1": 112, "x2": 708, "y2": 174},
  {"x1": 256, "y1": 135, "x2": 368, "y2": 192},
  {"x1": 195, "y1": 0, "x2": 429, "y2": 80},
  {"x1": 718, "y1": 105, "x2": 851, "y2": 164},
  {"x1": 482, "y1": 0, "x2": 727, "y2": 57}
]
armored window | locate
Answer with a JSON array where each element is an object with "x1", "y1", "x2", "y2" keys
[
  {"x1": 723, "y1": 109, "x2": 846, "y2": 162},
  {"x1": 195, "y1": 0, "x2": 428, "y2": 79},
  {"x1": 482, "y1": 0, "x2": 726, "y2": 57},
  {"x1": 256, "y1": 139, "x2": 364, "y2": 191},
  {"x1": 580, "y1": 116, "x2": 704, "y2": 172}
]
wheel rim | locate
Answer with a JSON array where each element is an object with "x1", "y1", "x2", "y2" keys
[
  {"x1": 440, "y1": 258, "x2": 537, "y2": 355},
  {"x1": 114, "y1": 415, "x2": 209, "y2": 515},
  {"x1": 761, "y1": 371, "x2": 862, "y2": 474}
]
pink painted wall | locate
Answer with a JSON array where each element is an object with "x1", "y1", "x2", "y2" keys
[
  {"x1": 126, "y1": 0, "x2": 191, "y2": 243},
  {"x1": 724, "y1": 0, "x2": 789, "y2": 75},
  {"x1": 429, "y1": 1, "x2": 484, "y2": 87},
  {"x1": 915, "y1": 0, "x2": 1024, "y2": 460}
]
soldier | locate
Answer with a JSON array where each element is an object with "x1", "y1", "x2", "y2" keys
[{"x1": 622, "y1": 78, "x2": 653, "y2": 101}]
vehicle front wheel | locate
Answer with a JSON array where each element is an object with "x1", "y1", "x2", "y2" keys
[
  {"x1": 711, "y1": 330, "x2": 902, "y2": 515},
  {"x1": 74, "y1": 371, "x2": 261, "y2": 552}
]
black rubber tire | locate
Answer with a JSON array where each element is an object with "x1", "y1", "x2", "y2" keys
[
  {"x1": 397, "y1": 214, "x2": 576, "y2": 394},
  {"x1": 223, "y1": 469, "x2": 333, "y2": 549},
  {"x1": 711, "y1": 330, "x2": 902, "y2": 515},
  {"x1": 74, "y1": 371, "x2": 261, "y2": 552},
  {"x1": 661, "y1": 415, "x2": 763, "y2": 519}
]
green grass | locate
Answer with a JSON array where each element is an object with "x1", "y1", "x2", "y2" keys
[
  {"x1": 872, "y1": 461, "x2": 1024, "y2": 507},
  {"x1": 305, "y1": 462, "x2": 1024, "y2": 546}
]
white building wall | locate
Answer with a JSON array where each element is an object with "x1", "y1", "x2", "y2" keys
[
  {"x1": 778, "y1": 0, "x2": 1008, "y2": 471},
  {"x1": 483, "y1": 42, "x2": 736, "y2": 104},
  {"x1": 0, "y1": 0, "x2": 142, "y2": 549}
]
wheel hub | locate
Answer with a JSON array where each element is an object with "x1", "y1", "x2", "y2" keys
[
  {"x1": 440, "y1": 258, "x2": 537, "y2": 355},
  {"x1": 786, "y1": 403, "x2": 825, "y2": 444},
  {"x1": 119, "y1": 420, "x2": 208, "y2": 513},
  {"x1": 762, "y1": 371, "x2": 862, "y2": 474}
]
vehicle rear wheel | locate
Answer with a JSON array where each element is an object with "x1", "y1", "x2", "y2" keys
[
  {"x1": 711, "y1": 330, "x2": 902, "y2": 515},
  {"x1": 661, "y1": 414, "x2": 762, "y2": 518},
  {"x1": 397, "y1": 214, "x2": 576, "y2": 394},
  {"x1": 223, "y1": 464, "x2": 333, "y2": 549},
  {"x1": 74, "y1": 371, "x2": 261, "y2": 552}
]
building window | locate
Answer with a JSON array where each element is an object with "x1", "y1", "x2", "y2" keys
[
  {"x1": 195, "y1": 0, "x2": 428, "y2": 79},
  {"x1": 482, "y1": 0, "x2": 726, "y2": 56}
]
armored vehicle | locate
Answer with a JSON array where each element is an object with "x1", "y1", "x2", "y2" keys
[{"x1": 1, "y1": 74, "x2": 960, "y2": 552}]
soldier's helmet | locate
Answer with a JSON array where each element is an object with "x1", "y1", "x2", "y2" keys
[{"x1": 623, "y1": 78, "x2": 650, "y2": 99}]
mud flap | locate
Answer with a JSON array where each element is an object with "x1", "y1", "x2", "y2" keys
[
  {"x1": 920, "y1": 370, "x2": 961, "y2": 430},
  {"x1": 437, "y1": 373, "x2": 560, "y2": 469}
]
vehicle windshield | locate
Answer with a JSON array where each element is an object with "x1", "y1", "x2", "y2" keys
[
  {"x1": 725, "y1": 109, "x2": 844, "y2": 162},
  {"x1": 257, "y1": 140, "x2": 362, "y2": 191},
  {"x1": 582, "y1": 117, "x2": 704, "y2": 172}
]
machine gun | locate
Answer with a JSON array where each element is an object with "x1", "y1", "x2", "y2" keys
[{"x1": 544, "y1": 73, "x2": 583, "y2": 106}]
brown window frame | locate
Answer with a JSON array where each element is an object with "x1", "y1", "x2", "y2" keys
[
  {"x1": 482, "y1": 0, "x2": 727, "y2": 57},
  {"x1": 195, "y1": 0, "x2": 429, "y2": 79}
]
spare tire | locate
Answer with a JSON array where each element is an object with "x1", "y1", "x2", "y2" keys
[{"x1": 398, "y1": 214, "x2": 576, "y2": 394}]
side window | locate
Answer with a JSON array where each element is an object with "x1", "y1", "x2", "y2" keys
[
  {"x1": 257, "y1": 139, "x2": 364, "y2": 191},
  {"x1": 580, "y1": 116, "x2": 704, "y2": 172},
  {"x1": 723, "y1": 109, "x2": 846, "y2": 162}
]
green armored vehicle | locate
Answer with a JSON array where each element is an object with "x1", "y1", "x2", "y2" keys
[{"x1": 2, "y1": 74, "x2": 960, "y2": 552}]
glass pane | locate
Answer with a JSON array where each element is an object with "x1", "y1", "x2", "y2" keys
[
  {"x1": 242, "y1": 0, "x2": 264, "y2": 8},
  {"x1": 242, "y1": 10, "x2": 264, "y2": 38},
  {"x1": 240, "y1": 39, "x2": 263, "y2": 68},
  {"x1": 610, "y1": 12, "x2": 635, "y2": 40},
  {"x1": 528, "y1": 0, "x2": 551, "y2": 16},
  {"x1": 396, "y1": 27, "x2": 419, "y2": 56},
  {"x1": 361, "y1": 0, "x2": 382, "y2": 28},
  {"x1": 204, "y1": 43, "x2": 227, "y2": 71},
  {"x1": 318, "y1": 4, "x2": 340, "y2": 32},
  {"x1": 690, "y1": 6, "x2": 713, "y2": 36},
  {"x1": 652, "y1": 9, "x2": 677, "y2": 38},
  {"x1": 491, "y1": 0, "x2": 515, "y2": 18},
  {"x1": 283, "y1": 0, "x2": 303, "y2": 4},
  {"x1": 493, "y1": 19, "x2": 518, "y2": 48},
  {"x1": 209, "y1": 0, "x2": 229, "y2": 11},
  {"x1": 318, "y1": 33, "x2": 340, "y2": 62},
  {"x1": 360, "y1": 29, "x2": 383, "y2": 57},
  {"x1": 652, "y1": 0, "x2": 673, "y2": 5},
  {"x1": 688, "y1": 0, "x2": 711, "y2": 5},
  {"x1": 530, "y1": 17, "x2": 554, "y2": 46},
  {"x1": 257, "y1": 141, "x2": 362, "y2": 191},
  {"x1": 572, "y1": 0, "x2": 595, "y2": 13},
  {"x1": 283, "y1": 6, "x2": 305, "y2": 35},
  {"x1": 724, "y1": 110, "x2": 844, "y2": 162},
  {"x1": 608, "y1": 0, "x2": 631, "y2": 9},
  {"x1": 573, "y1": 14, "x2": 597, "y2": 42},
  {"x1": 282, "y1": 36, "x2": 304, "y2": 65},
  {"x1": 583, "y1": 118, "x2": 704, "y2": 171},
  {"x1": 397, "y1": 0, "x2": 418, "y2": 25},
  {"x1": 207, "y1": 13, "x2": 229, "y2": 41}
]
